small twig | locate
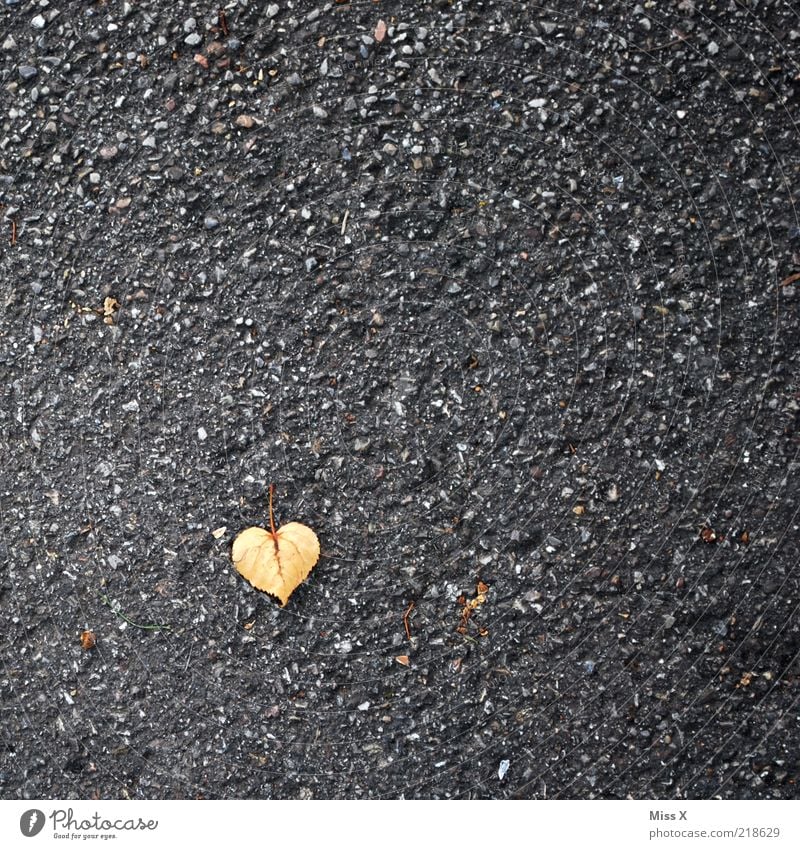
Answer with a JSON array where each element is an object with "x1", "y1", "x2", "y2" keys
[
  {"x1": 651, "y1": 37, "x2": 686, "y2": 51},
  {"x1": 10, "y1": 219, "x2": 17, "y2": 246},
  {"x1": 100, "y1": 594, "x2": 171, "y2": 632},
  {"x1": 403, "y1": 601, "x2": 415, "y2": 640}
]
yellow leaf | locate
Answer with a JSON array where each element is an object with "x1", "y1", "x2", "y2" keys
[{"x1": 232, "y1": 486, "x2": 320, "y2": 606}]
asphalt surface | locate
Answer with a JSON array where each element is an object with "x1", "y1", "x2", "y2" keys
[{"x1": 1, "y1": 0, "x2": 799, "y2": 799}]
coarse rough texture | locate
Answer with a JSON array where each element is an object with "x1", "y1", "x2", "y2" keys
[{"x1": 1, "y1": 0, "x2": 799, "y2": 800}]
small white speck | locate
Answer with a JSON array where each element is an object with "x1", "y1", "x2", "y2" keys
[
  {"x1": 197, "y1": 427, "x2": 207, "y2": 441},
  {"x1": 498, "y1": 759, "x2": 510, "y2": 780}
]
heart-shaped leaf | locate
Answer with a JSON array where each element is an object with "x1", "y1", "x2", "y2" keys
[{"x1": 232, "y1": 487, "x2": 320, "y2": 606}]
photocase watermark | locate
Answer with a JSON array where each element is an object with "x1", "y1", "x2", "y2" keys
[
  {"x1": 18, "y1": 808, "x2": 159, "y2": 840},
  {"x1": 20, "y1": 810, "x2": 46, "y2": 838}
]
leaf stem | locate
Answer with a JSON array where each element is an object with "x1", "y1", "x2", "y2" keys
[{"x1": 268, "y1": 483, "x2": 277, "y2": 536}]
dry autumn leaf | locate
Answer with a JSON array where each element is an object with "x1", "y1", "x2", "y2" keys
[{"x1": 232, "y1": 485, "x2": 320, "y2": 606}]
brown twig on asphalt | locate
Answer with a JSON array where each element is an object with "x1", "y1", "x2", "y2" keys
[{"x1": 403, "y1": 601, "x2": 415, "y2": 640}]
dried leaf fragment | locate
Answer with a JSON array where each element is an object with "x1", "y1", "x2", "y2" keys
[
  {"x1": 103, "y1": 297, "x2": 119, "y2": 318},
  {"x1": 738, "y1": 671, "x2": 754, "y2": 688},
  {"x1": 80, "y1": 630, "x2": 96, "y2": 650},
  {"x1": 232, "y1": 486, "x2": 320, "y2": 606},
  {"x1": 700, "y1": 526, "x2": 718, "y2": 543},
  {"x1": 457, "y1": 580, "x2": 490, "y2": 634}
]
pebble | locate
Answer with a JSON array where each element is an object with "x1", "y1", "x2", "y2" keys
[
  {"x1": 31, "y1": 14, "x2": 45, "y2": 29},
  {"x1": 99, "y1": 145, "x2": 118, "y2": 159},
  {"x1": 312, "y1": 104, "x2": 328, "y2": 119},
  {"x1": 204, "y1": 216, "x2": 219, "y2": 230},
  {"x1": 18, "y1": 65, "x2": 38, "y2": 80},
  {"x1": 197, "y1": 427, "x2": 208, "y2": 442},
  {"x1": 185, "y1": 33, "x2": 202, "y2": 47},
  {"x1": 267, "y1": 4, "x2": 279, "y2": 18}
]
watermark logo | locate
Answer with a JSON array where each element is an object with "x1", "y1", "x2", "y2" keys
[
  {"x1": 16, "y1": 808, "x2": 159, "y2": 839},
  {"x1": 20, "y1": 810, "x2": 46, "y2": 837}
]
